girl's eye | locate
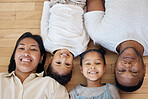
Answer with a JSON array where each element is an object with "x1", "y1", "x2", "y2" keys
[
  {"x1": 96, "y1": 63, "x2": 101, "y2": 65},
  {"x1": 66, "y1": 63, "x2": 71, "y2": 66},
  {"x1": 56, "y1": 62, "x2": 61, "y2": 64},
  {"x1": 132, "y1": 71, "x2": 137, "y2": 73}
]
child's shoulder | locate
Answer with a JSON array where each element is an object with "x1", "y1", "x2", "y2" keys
[{"x1": 107, "y1": 83, "x2": 118, "y2": 90}]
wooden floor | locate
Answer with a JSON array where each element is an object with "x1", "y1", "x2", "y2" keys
[{"x1": 0, "y1": 0, "x2": 148, "y2": 99}]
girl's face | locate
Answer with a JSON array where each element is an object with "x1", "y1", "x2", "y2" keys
[
  {"x1": 14, "y1": 38, "x2": 42, "y2": 74},
  {"x1": 80, "y1": 51, "x2": 106, "y2": 81},
  {"x1": 51, "y1": 49, "x2": 73, "y2": 75}
]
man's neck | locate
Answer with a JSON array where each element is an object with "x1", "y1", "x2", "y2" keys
[{"x1": 116, "y1": 40, "x2": 144, "y2": 55}]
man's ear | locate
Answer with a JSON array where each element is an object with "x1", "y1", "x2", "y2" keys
[
  {"x1": 143, "y1": 64, "x2": 146, "y2": 77},
  {"x1": 48, "y1": 56, "x2": 53, "y2": 64}
]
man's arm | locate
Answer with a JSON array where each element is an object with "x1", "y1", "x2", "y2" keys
[{"x1": 87, "y1": 0, "x2": 104, "y2": 12}]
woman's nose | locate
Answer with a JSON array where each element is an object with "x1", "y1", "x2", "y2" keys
[{"x1": 23, "y1": 50, "x2": 30, "y2": 57}]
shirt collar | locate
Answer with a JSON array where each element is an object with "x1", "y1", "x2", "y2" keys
[{"x1": 3, "y1": 71, "x2": 44, "y2": 78}]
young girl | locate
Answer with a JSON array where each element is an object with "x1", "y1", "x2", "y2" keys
[
  {"x1": 41, "y1": 0, "x2": 89, "y2": 85},
  {"x1": 69, "y1": 48, "x2": 120, "y2": 99}
]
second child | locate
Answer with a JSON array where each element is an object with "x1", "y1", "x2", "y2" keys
[{"x1": 69, "y1": 48, "x2": 120, "y2": 99}]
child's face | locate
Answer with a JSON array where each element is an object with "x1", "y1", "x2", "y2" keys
[
  {"x1": 80, "y1": 51, "x2": 106, "y2": 81},
  {"x1": 51, "y1": 49, "x2": 73, "y2": 75}
]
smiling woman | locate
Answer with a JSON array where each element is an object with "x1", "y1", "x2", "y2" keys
[{"x1": 0, "y1": 32, "x2": 69, "y2": 99}]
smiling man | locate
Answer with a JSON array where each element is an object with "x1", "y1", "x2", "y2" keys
[{"x1": 84, "y1": 0, "x2": 148, "y2": 92}]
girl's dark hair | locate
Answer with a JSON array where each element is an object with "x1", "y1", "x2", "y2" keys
[
  {"x1": 8, "y1": 32, "x2": 46, "y2": 73},
  {"x1": 80, "y1": 48, "x2": 106, "y2": 66},
  {"x1": 44, "y1": 63, "x2": 72, "y2": 85}
]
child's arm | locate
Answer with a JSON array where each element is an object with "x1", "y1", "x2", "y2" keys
[{"x1": 40, "y1": 1, "x2": 51, "y2": 39}]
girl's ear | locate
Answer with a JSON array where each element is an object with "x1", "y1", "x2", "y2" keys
[
  {"x1": 48, "y1": 56, "x2": 53, "y2": 64},
  {"x1": 103, "y1": 65, "x2": 107, "y2": 73},
  {"x1": 80, "y1": 66, "x2": 83, "y2": 74}
]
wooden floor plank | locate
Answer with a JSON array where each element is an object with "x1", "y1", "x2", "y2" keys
[{"x1": 0, "y1": 3, "x2": 35, "y2": 11}]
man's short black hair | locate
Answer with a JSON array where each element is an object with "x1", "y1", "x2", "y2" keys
[
  {"x1": 44, "y1": 64, "x2": 72, "y2": 85},
  {"x1": 115, "y1": 75, "x2": 144, "y2": 92}
]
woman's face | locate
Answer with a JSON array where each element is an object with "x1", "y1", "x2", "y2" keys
[{"x1": 14, "y1": 38, "x2": 42, "y2": 74}]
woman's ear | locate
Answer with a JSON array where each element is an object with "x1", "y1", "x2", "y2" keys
[{"x1": 40, "y1": 55, "x2": 44, "y2": 63}]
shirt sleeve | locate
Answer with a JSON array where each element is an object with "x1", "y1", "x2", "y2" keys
[
  {"x1": 84, "y1": 11, "x2": 104, "y2": 42},
  {"x1": 108, "y1": 84, "x2": 120, "y2": 99},
  {"x1": 40, "y1": 1, "x2": 51, "y2": 40},
  {"x1": 52, "y1": 83, "x2": 69, "y2": 99},
  {"x1": 69, "y1": 89, "x2": 76, "y2": 99}
]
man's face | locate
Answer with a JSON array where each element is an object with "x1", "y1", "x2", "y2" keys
[
  {"x1": 51, "y1": 49, "x2": 73, "y2": 75},
  {"x1": 115, "y1": 47, "x2": 146, "y2": 86}
]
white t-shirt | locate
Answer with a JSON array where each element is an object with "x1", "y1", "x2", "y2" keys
[
  {"x1": 0, "y1": 72, "x2": 69, "y2": 99},
  {"x1": 41, "y1": 1, "x2": 89, "y2": 57},
  {"x1": 84, "y1": 0, "x2": 148, "y2": 56}
]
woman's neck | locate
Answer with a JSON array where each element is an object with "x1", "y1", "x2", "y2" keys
[
  {"x1": 14, "y1": 70, "x2": 33, "y2": 83},
  {"x1": 86, "y1": 79, "x2": 103, "y2": 87}
]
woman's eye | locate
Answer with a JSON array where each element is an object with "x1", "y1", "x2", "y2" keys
[
  {"x1": 56, "y1": 62, "x2": 61, "y2": 64},
  {"x1": 18, "y1": 48, "x2": 24, "y2": 50},
  {"x1": 31, "y1": 49, "x2": 37, "y2": 51}
]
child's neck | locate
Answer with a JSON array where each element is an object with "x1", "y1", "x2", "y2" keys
[{"x1": 86, "y1": 79, "x2": 103, "y2": 87}]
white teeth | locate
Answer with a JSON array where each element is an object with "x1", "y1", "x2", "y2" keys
[
  {"x1": 89, "y1": 71, "x2": 98, "y2": 74},
  {"x1": 61, "y1": 53, "x2": 69, "y2": 56},
  {"x1": 22, "y1": 59, "x2": 31, "y2": 62}
]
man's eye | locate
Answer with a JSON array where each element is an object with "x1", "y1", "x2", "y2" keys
[
  {"x1": 119, "y1": 70, "x2": 126, "y2": 72},
  {"x1": 56, "y1": 62, "x2": 61, "y2": 64},
  {"x1": 85, "y1": 63, "x2": 91, "y2": 65}
]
